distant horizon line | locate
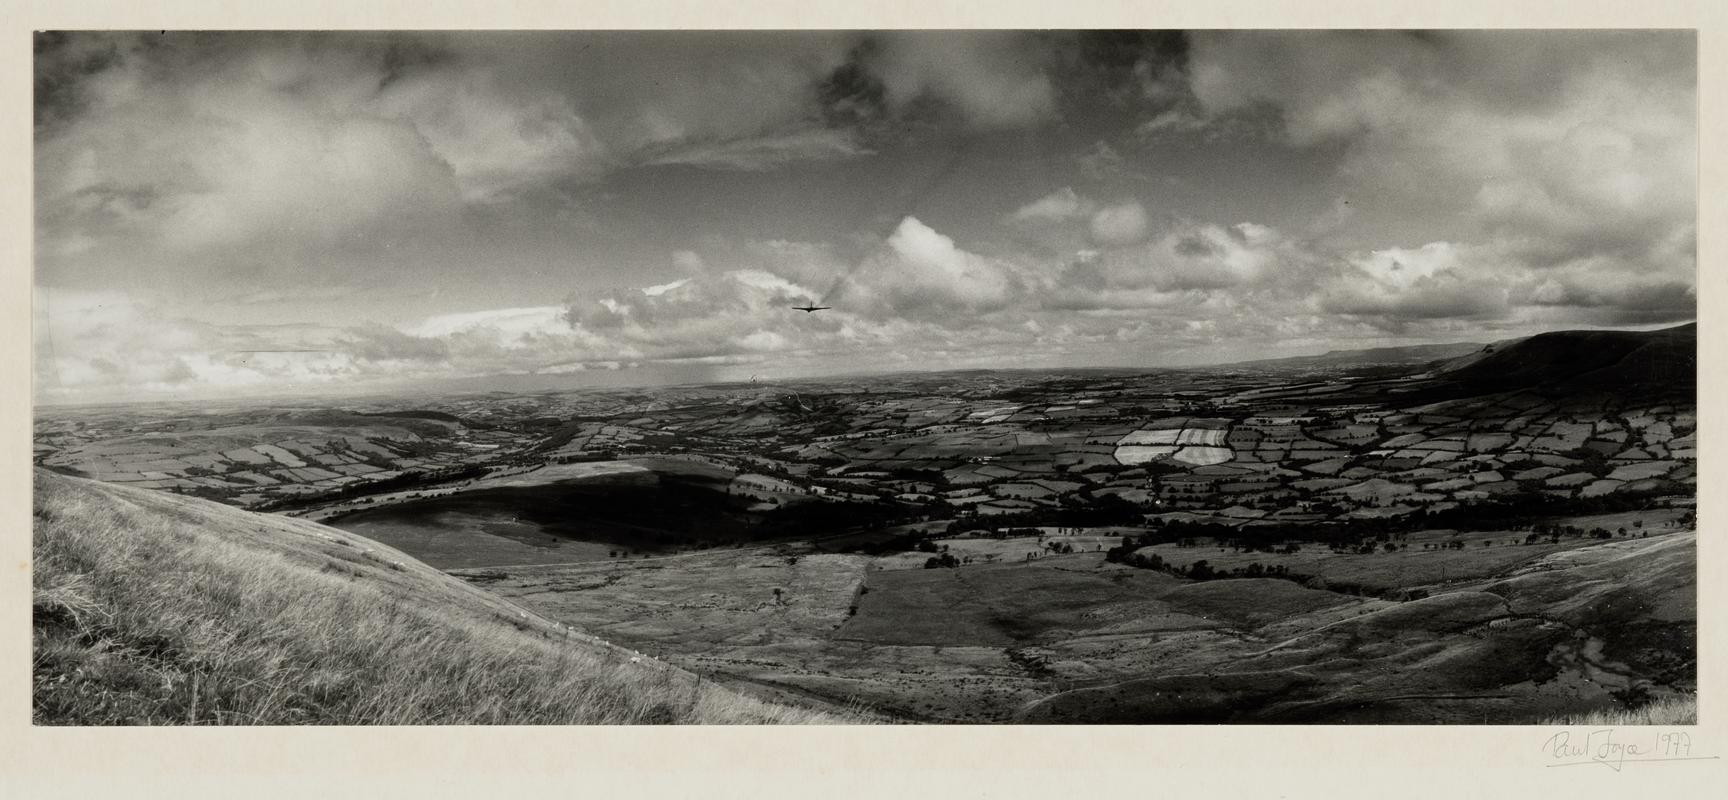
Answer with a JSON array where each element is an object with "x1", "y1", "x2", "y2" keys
[{"x1": 32, "y1": 319, "x2": 1695, "y2": 411}]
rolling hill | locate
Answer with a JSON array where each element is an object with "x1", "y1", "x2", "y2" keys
[
  {"x1": 31, "y1": 469, "x2": 850, "y2": 725},
  {"x1": 1220, "y1": 341, "x2": 1486, "y2": 372},
  {"x1": 1016, "y1": 531, "x2": 1696, "y2": 724},
  {"x1": 1434, "y1": 322, "x2": 1696, "y2": 395}
]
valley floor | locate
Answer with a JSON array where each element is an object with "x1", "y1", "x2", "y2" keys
[{"x1": 452, "y1": 524, "x2": 1695, "y2": 724}]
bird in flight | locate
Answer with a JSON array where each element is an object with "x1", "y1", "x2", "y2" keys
[{"x1": 792, "y1": 304, "x2": 831, "y2": 313}]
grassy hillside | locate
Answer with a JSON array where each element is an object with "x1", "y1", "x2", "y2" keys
[
  {"x1": 1544, "y1": 694, "x2": 1696, "y2": 726},
  {"x1": 1223, "y1": 341, "x2": 1485, "y2": 371},
  {"x1": 1437, "y1": 322, "x2": 1695, "y2": 394},
  {"x1": 32, "y1": 469, "x2": 849, "y2": 725},
  {"x1": 1014, "y1": 531, "x2": 1695, "y2": 724}
]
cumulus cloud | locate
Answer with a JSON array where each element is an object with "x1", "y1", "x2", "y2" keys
[
  {"x1": 35, "y1": 289, "x2": 359, "y2": 399},
  {"x1": 564, "y1": 270, "x2": 822, "y2": 359},
  {"x1": 1076, "y1": 140, "x2": 1128, "y2": 180},
  {"x1": 1518, "y1": 267, "x2": 1697, "y2": 326},
  {"x1": 742, "y1": 239, "x2": 851, "y2": 292},
  {"x1": 1088, "y1": 201, "x2": 1151, "y2": 245},
  {"x1": 404, "y1": 305, "x2": 572, "y2": 341},
  {"x1": 1346, "y1": 242, "x2": 1461, "y2": 290},
  {"x1": 339, "y1": 324, "x2": 450, "y2": 363},
  {"x1": 1136, "y1": 107, "x2": 1209, "y2": 137},
  {"x1": 1007, "y1": 190, "x2": 1158, "y2": 253},
  {"x1": 1309, "y1": 241, "x2": 1514, "y2": 331},
  {"x1": 1527, "y1": 277, "x2": 1695, "y2": 313},
  {"x1": 1317, "y1": 231, "x2": 1695, "y2": 332},
  {"x1": 36, "y1": 37, "x2": 468, "y2": 259},
  {"x1": 837, "y1": 217, "x2": 1021, "y2": 316},
  {"x1": 36, "y1": 290, "x2": 603, "y2": 401},
  {"x1": 1047, "y1": 221, "x2": 1290, "y2": 310},
  {"x1": 1009, "y1": 187, "x2": 1096, "y2": 223},
  {"x1": 1323, "y1": 274, "x2": 1511, "y2": 327},
  {"x1": 671, "y1": 250, "x2": 708, "y2": 274},
  {"x1": 33, "y1": 33, "x2": 860, "y2": 263},
  {"x1": 32, "y1": 31, "x2": 1696, "y2": 400},
  {"x1": 868, "y1": 32, "x2": 1058, "y2": 128},
  {"x1": 32, "y1": 32, "x2": 1080, "y2": 293},
  {"x1": 1183, "y1": 31, "x2": 1695, "y2": 283},
  {"x1": 369, "y1": 61, "x2": 609, "y2": 202}
]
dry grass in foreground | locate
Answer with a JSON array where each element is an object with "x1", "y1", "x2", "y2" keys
[
  {"x1": 33, "y1": 470, "x2": 854, "y2": 725},
  {"x1": 1542, "y1": 694, "x2": 1697, "y2": 726}
]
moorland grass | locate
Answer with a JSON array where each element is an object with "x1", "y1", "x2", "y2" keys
[
  {"x1": 1542, "y1": 694, "x2": 1697, "y2": 726},
  {"x1": 32, "y1": 470, "x2": 850, "y2": 725}
]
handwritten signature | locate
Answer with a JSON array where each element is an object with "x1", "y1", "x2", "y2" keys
[{"x1": 1542, "y1": 729, "x2": 1717, "y2": 771}]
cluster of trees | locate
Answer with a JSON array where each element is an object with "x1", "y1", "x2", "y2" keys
[
  {"x1": 1099, "y1": 495, "x2": 1687, "y2": 596},
  {"x1": 941, "y1": 493, "x2": 1145, "y2": 536},
  {"x1": 1558, "y1": 447, "x2": 1616, "y2": 478},
  {"x1": 1137, "y1": 486, "x2": 1688, "y2": 554},
  {"x1": 355, "y1": 436, "x2": 446, "y2": 464},
  {"x1": 548, "y1": 451, "x2": 618, "y2": 464},
  {"x1": 250, "y1": 464, "x2": 492, "y2": 512},
  {"x1": 733, "y1": 490, "x2": 920, "y2": 541},
  {"x1": 826, "y1": 474, "x2": 1691, "y2": 569},
  {"x1": 965, "y1": 526, "x2": 1044, "y2": 539},
  {"x1": 1104, "y1": 544, "x2": 1293, "y2": 582},
  {"x1": 834, "y1": 529, "x2": 933, "y2": 555},
  {"x1": 1104, "y1": 537, "x2": 1415, "y2": 599}
]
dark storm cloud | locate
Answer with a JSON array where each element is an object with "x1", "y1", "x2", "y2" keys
[
  {"x1": 817, "y1": 40, "x2": 890, "y2": 129},
  {"x1": 1073, "y1": 30, "x2": 1188, "y2": 73},
  {"x1": 1062, "y1": 30, "x2": 1191, "y2": 105},
  {"x1": 1323, "y1": 281, "x2": 1511, "y2": 323},
  {"x1": 1528, "y1": 278, "x2": 1696, "y2": 315},
  {"x1": 821, "y1": 31, "x2": 1063, "y2": 129},
  {"x1": 33, "y1": 31, "x2": 127, "y2": 131}
]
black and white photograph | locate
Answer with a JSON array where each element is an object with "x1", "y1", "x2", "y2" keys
[{"x1": 25, "y1": 22, "x2": 1703, "y2": 734}]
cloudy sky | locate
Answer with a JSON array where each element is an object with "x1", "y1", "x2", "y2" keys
[{"x1": 34, "y1": 30, "x2": 1695, "y2": 403}]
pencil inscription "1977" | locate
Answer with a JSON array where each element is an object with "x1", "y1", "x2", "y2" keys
[{"x1": 1542, "y1": 729, "x2": 1707, "y2": 771}]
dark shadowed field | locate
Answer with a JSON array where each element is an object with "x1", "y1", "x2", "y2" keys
[{"x1": 330, "y1": 462, "x2": 904, "y2": 570}]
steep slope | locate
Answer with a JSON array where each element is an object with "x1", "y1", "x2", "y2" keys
[
  {"x1": 32, "y1": 469, "x2": 848, "y2": 725},
  {"x1": 1434, "y1": 323, "x2": 1695, "y2": 395},
  {"x1": 1016, "y1": 532, "x2": 1695, "y2": 724},
  {"x1": 1221, "y1": 341, "x2": 1485, "y2": 372}
]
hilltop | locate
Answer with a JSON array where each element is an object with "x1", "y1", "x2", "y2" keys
[
  {"x1": 1435, "y1": 322, "x2": 1696, "y2": 395},
  {"x1": 31, "y1": 470, "x2": 849, "y2": 725},
  {"x1": 1221, "y1": 341, "x2": 1486, "y2": 372}
]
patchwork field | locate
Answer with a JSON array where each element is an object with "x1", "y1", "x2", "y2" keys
[
  {"x1": 35, "y1": 324, "x2": 1699, "y2": 724},
  {"x1": 1139, "y1": 534, "x2": 1628, "y2": 595},
  {"x1": 448, "y1": 522, "x2": 1694, "y2": 723}
]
